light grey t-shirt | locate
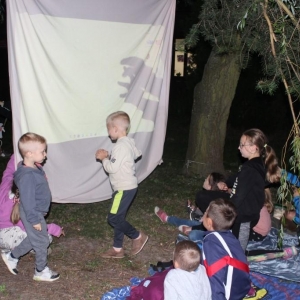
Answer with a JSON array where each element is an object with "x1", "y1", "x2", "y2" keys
[{"x1": 164, "y1": 266, "x2": 212, "y2": 300}]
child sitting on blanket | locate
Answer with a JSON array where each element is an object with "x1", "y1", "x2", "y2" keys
[
  {"x1": 164, "y1": 240, "x2": 211, "y2": 300},
  {"x1": 154, "y1": 172, "x2": 229, "y2": 243},
  {"x1": 201, "y1": 198, "x2": 251, "y2": 300}
]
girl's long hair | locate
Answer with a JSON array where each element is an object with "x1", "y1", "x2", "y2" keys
[
  {"x1": 10, "y1": 182, "x2": 20, "y2": 225},
  {"x1": 209, "y1": 172, "x2": 226, "y2": 191},
  {"x1": 264, "y1": 188, "x2": 274, "y2": 213},
  {"x1": 243, "y1": 128, "x2": 280, "y2": 183}
]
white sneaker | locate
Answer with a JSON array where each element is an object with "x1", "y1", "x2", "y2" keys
[
  {"x1": 33, "y1": 266, "x2": 60, "y2": 282},
  {"x1": 1, "y1": 251, "x2": 18, "y2": 275}
]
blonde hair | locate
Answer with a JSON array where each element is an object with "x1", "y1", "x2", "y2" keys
[
  {"x1": 10, "y1": 185, "x2": 20, "y2": 225},
  {"x1": 18, "y1": 132, "x2": 47, "y2": 158},
  {"x1": 106, "y1": 111, "x2": 130, "y2": 133},
  {"x1": 173, "y1": 240, "x2": 201, "y2": 272},
  {"x1": 10, "y1": 202, "x2": 20, "y2": 224}
]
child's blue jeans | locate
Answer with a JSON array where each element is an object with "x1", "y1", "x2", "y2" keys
[{"x1": 167, "y1": 216, "x2": 206, "y2": 242}]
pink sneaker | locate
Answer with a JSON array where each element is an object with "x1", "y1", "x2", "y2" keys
[{"x1": 154, "y1": 207, "x2": 168, "y2": 223}]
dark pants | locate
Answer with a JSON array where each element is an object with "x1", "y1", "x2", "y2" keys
[
  {"x1": 108, "y1": 188, "x2": 139, "y2": 248},
  {"x1": 12, "y1": 205, "x2": 49, "y2": 271}
]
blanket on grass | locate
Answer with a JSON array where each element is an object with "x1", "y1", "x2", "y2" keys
[
  {"x1": 101, "y1": 272, "x2": 300, "y2": 300},
  {"x1": 247, "y1": 227, "x2": 300, "y2": 282},
  {"x1": 101, "y1": 228, "x2": 300, "y2": 299}
]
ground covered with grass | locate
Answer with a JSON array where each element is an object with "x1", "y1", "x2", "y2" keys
[
  {"x1": 0, "y1": 119, "x2": 289, "y2": 299},
  {"x1": 0, "y1": 120, "x2": 212, "y2": 299},
  {"x1": 0, "y1": 157, "x2": 206, "y2": 299}
]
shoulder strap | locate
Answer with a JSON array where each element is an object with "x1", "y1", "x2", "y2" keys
[{"x1": 204, "y1": 255, "x2": 249, "y2": 277}]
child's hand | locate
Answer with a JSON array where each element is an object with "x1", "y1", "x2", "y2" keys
[
  {"x1": 59, "y1": 227, "x2": 65, "y2": 237},
  {"x1": 13, "y1": 196, "x2": 20, "y2": 204},
  {"x1": 217, "y1": 182, "x2": 228, "y2": 191},
  {"x1": 33, "y1": 223, "x2": 42, "y2": 231},
  {"x1": 293, "y1": 187, "x2": 300, "y2": 197},
  {"x1": 95, "y1": 149, "x2": 108, "y2": 161},
  {"x1": 285, "y1": 210, "x2": 296, "y2": 222}
]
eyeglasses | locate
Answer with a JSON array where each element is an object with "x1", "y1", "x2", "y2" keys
[{"x1": 239, "y1": 143, "x2": 252, "y2": 148}]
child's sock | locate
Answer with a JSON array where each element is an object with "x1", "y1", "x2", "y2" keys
[{"x1": 113, "y1": 247, "x2": 123, "y2": 252}]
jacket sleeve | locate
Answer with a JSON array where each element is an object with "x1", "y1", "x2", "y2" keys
[
  {"x1": 164, "y1": 272, "x2": 178, "y2": 300},
  {"x1": 203, "y1": 238, "x2": 228, "y2": 300},
  {"x1": 102, "y1": 144, "x2": 125, "y2": 174},
  {"x1": 133, "y1": 145, "x2": 142, "y2": 160},
  {"x1": 293, "y1": 196, "x2": 300, "y2": 224},
  {"x1": 230, "y1": 166, "x2": 257, "y2": 211},
  {"x1": 18, "y1": 173, "x2": 39, "y2": 225},
  {"x1": 282, "y1": 170, "x2": 300, "y2": 187},
  {"x1": 0, "y1": 155, "x2": 15, "y2": 207}
]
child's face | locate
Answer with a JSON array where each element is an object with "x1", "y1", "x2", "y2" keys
[
  {"x1": 30, "y1": 142, "x2": 47, "y2": 164},
  {"x1": 107, "y1": 122, "x2": 118, "y2": 141},
  {"x1": 203, "y1": 175, "x2": 212, "y2": 190},
  {"x1": 202, "y1": 209, "x2": 213, "y2": 231},
  {"x1": 107, "y1": 121, "x2": 125, "y2": 141},
  {"x1": 238, "y1": 135, "x2": 258, "y2": 159}
]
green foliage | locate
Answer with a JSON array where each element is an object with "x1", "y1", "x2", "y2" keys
[
  {"x1": 185, "y1": 0, "x2": 300, "y2": 246},
  {"x1": 0, "y1": 284, "x2": 6, "y2": 293},
  {"x1": 289, "y1": 135, "x2": 300, "y2": 173},
  {"x1": 186, "y1": 0, "x2": 300, "y2": 100},
  {"x1": 256, "y1": 79, "x2": 279, "y2": 95}
]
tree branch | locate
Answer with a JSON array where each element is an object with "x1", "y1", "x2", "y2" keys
[
  {"x1": 275, "y1": 0, "x2": 300, "y2": 31},
  {"x1": 260, "y1": 0, "x2": 277, "y2": 57}
]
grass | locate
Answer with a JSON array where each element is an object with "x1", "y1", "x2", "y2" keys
[
  {"x1": 0, "y1": 118, "x2": 288, "y2": 298},
  {"x1": 48, "y1": 161, "x2": 204, "y2": 240},
  {"x1": 47, "y1": 117, "x2": 209, "y2": 240}
]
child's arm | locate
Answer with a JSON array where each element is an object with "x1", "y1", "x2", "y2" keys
[
  {"x1": 0, "y1": 154, "x2": 15, "y2": 206},
  {"x1": 95, "y1": 149, "x2": 109, "y2": 161},
  {"x1": 132, "y1": 146, "x2": 142, "y2": 160},
  {"x1": 217, "y1": 182, "x2": 228, "y2": 191},
  {"x1": 164, "y1": 271, "x2": 180, "y2": 300},
  {"x1": 292, "y1": 188, "x2": 300, "y2": 225},
  {"x1": 203, "y1": 238, "x2": 232, "y2": 300},
  {"x1": 230, "y1": 166, "x2": 258, "y2": 211},
  {"x1": 17, "y1": 173, "x2": 41, "y2": 226},
  {"x1": 282, "y1": 170, "x2": 300, "y2": 187},
  {"x1": 101, "y1": 145, "x2": 125, "y2": 174},
  {"x1": 33, "y1": 223, "x2": 42, "y2": 231}
]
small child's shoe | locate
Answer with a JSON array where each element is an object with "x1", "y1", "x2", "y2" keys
[
  {"x1": 154, "y1": 207, "x2": 168, "y2": 223},
  {"x1": 100, "y1": 248, "x2": 125, "y2": 259},
  {"x1": 1, "y1": 251, "x2": 18, "y2": 275},
  {"x1": 243, "y1": 283, "x2": 268, "y2": 299},
  {"x1": 33, "y1": 266, "x2": 60, "y2": 282},
  {"x1": 131, "y1": 231, "x2": 148, "y2": 255}
]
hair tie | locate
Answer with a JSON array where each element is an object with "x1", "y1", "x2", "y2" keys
[{"x1": 264, "y1": 144, "x2": 267, "y2": 148}]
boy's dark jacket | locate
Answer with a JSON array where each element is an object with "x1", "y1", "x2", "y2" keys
[
  {"x1": 203, "y1": 231, "x2": 251, "y2": 300},
  {"x1": 14, "y1": 162, "x2": 51, "y2": 225}
]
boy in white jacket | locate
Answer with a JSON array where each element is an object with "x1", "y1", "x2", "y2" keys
[
  {"x1": 164, "y1": 240, "x2": 211, "y2": 300},
  {"x1": 95, "y1": 111, "x2": 148, "y2": 258}
]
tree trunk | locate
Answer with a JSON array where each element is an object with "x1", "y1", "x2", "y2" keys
[{"x1": 184, "y1": 47, "x2": 242, "y2": 176}]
